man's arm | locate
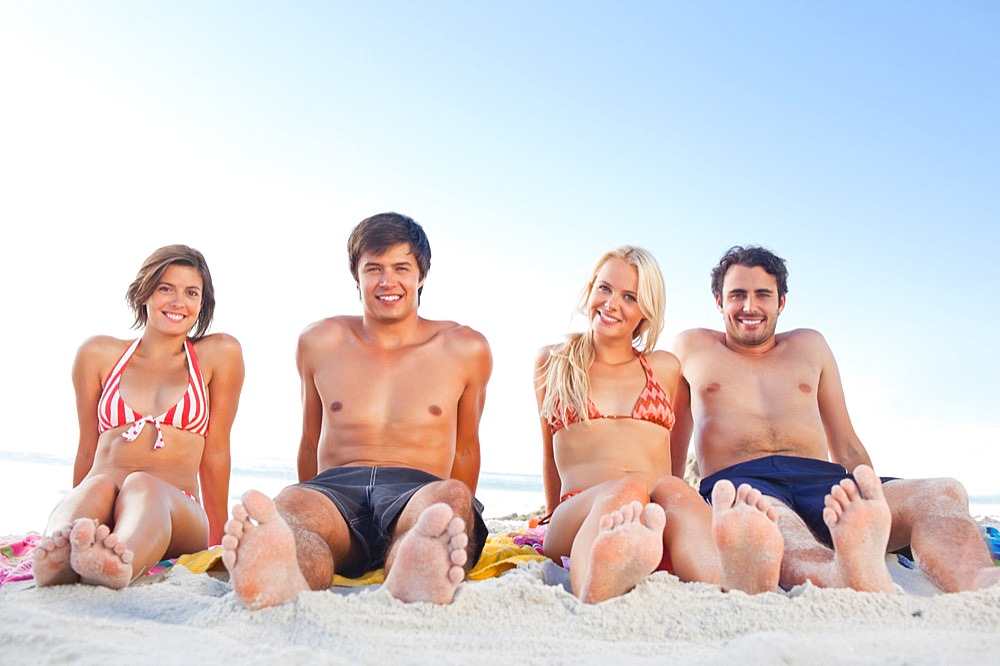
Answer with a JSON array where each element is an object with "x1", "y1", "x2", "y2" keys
[
  {"x1": 449, "y1": 330, "x2": 492, "y2": 495},
  {"x1": 296, "y1": 328, "x2": 322, "y2": 483},
  {"x1": 812, "y1": 331, "x2": 874, "y2": 472}
]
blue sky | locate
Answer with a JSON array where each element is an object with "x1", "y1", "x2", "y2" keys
[{"x1": 1, "y1": 2, "x2": 998, "y2": 494}]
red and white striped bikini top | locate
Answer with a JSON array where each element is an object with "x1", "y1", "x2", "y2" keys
[{"x1": 97, "y1": 338, "x2": 209, "y2": 449}]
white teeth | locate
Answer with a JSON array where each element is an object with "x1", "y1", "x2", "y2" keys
[
  {"x1": 165, "y1": 312, "x2": 185, "y2": 321},
  {"x1": 379, "y1": 295, "x2": 401, "y2": 302}
]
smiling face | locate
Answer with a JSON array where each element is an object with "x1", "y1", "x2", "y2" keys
[
  {"x1": 355, "y1": 242, "x2": 424, "y2": 323},
  {"x1": 585, "y1": 257, "x2": 644, "y2": 342},
  {"x1": 716, "y1": 264, "x2": 785, "y2": 349},
  {"x1": 143, "y1": 264, "x2": 204, "y2": 335}
]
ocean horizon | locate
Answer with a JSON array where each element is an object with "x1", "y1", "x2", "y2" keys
[
  {"x1": 0, "y1": 450, "x2": 546, "y2": 536},
  {"x1": 3, "y1": 449, "x2": 998, "y2": 537}
]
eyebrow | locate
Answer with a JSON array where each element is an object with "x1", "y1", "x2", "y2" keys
[
  {"x1": 727, "y1": 287, "x2": 773, "y2": 295},
  {"x1": 598, "y1": 280, "x2": 637, "y2": 295},
  {"x1": 160, "y1": 280, "x2": 201, "y2": 291}
]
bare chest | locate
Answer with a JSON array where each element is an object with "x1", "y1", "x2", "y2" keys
[
  {"x1": 313, "y1": 350, "x2": 465, "y2": 427},
  {"x1": 690, "y1": 352, "x2": 820, "y2": 417}
]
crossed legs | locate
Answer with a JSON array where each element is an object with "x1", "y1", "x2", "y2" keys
[
  {"x1": 766, "y1": 465, "x2": 896, "y2": 592},
  {"x1": 222, "y1": 478, "x2": 479, "y2": 608}
]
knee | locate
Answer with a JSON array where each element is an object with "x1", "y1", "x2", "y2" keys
[
  {"x1": 274, "y1": 486, "x2": 315, "y2": 517},
  {"x1": 925, "y1": 478, "x2": 971, "y2": 513},
  {"x1": 80, "y1": 473, "x2": 121, "y2": 498},
  {"x1": 890, "y1": 477, "x2": 971, "y2": 519},
  {"x1": 586, "y1": 477, "x2": 649, "y2": 514},
  {"x1": 609, "y1": 477, "x2": 649, "y2": 502},
  {"x1": 118, "y1": 471, "x2": 162, "y2": 498},
  {"x1": 432, "y1": 479, "x2": 475, "y2": 513},
  {"x1": 64, "y1": 474, "x2": 121, "y2": 512},
  {"x1": 651, "y1": 475, "x2": 701, "y2": 510}
]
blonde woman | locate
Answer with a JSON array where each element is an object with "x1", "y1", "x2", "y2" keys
[
  {"x1": 535, "y1": 246, "x2": 782, "y2": 603},
  {"x1": 33, "y1": 245, "x2": 244, "y2": 589}
]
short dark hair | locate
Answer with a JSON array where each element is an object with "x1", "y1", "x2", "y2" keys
[
  {"x1": 126, "y1": 244, "x2": 216, "y2": 341},
  {"x1": 347, "y1": 212, "x2": 431, "y2": 298},
  {"x1": 710, "y1": 245, "x2": 789, "y2": 298}
]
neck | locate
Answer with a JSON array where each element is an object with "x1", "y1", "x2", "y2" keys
[
  {"x1": 723, "y1": 333, "x2": 777, "y2": 357},
  {"x1": 138, "y1": 329, "x2": 189, "y2": 358},
  {"x1": 592, "y1": 334, "x2": 636, "y2": 365},
  {"x1": 359, "y1": 314, "x2": 423, "y2": 349}
]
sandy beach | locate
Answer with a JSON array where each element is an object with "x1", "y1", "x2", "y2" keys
[{"x1": 3, "y1": 516, "x2": 999, "y2": 665}]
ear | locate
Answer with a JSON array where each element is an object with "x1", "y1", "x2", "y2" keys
[
  {"x1": 714, "y1": 294, "x2": 723, "y2": 312},
  {"x1": 777, "y1": 294, "x2": 786, "y2": 314}
]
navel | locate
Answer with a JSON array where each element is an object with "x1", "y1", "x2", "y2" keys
[
  {"x1": 330, "y1": 401, "x2": 343, "y2": 412},
  {"x1": 428, "y1": 404, "x2": 443, "y2": 416}
]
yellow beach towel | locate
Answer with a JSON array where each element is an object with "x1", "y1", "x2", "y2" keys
[{"x1": 173, "y1": 530, "x2": 548, "y2": 587}]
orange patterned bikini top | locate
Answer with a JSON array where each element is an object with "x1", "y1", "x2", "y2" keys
[{"x1": 548, "y1": 349, "x2": 675, "y2": 434}]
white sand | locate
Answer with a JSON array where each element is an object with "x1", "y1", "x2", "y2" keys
[{"x1": 3, "y1": 518, "x2": 1000, "y2": 665}]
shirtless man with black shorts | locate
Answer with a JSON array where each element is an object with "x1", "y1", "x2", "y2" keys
[
  {"x1": 222, "y1": 212, "x2": 492, "y2": 607},
  {"x1": 673, "y1": 245, "x2": 998, "y2": 593}
]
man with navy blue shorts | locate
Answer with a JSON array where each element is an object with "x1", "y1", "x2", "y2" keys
[{"x1": 672, "y1": 245, "x2": 997, "y2": 593}]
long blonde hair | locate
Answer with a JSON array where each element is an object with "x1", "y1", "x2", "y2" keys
[{"x1": 538, "y1": 246, "x2": 665, "y2": 427}]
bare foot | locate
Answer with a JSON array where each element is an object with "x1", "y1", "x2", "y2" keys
[
  {"x1": 711, "y1": 481, "x2": 783, "y2": 594},
  {"x1": 823, "y1": 465, "x2": 896, "y2": 593},
  {"x1": 576, "y1": 501, "x2": 666, "y2": 604},
  {"x1": 221, "y1": 489, "x2": 310, "y2": 609},
  {"x1": 68, "y1": 518, "x2": 134, "y2": 589},
  {"x1": 33, "y1": 524, "x2": 79, "y2": 587},
  {"x1": 382, "y1": 502, "x2": 469, "y2": 604}
]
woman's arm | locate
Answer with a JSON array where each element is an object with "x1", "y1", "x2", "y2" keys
[
  {"x1": 534, "y1": 346, "x2": 561, "y2": 515},
  {"x1": 71, "y1": 337, "x2": 111, "y2": 486},
  {"x1": 198, "y1": 334, "x2": 245, "y2": 546}
]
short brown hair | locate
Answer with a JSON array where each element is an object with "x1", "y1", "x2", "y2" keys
[
  {"x1": 347, "y1": 212, "x2": 431, "y2": 298},
  {"x1": 125, "y1": 245, "x2": 216, "y2": 340}
]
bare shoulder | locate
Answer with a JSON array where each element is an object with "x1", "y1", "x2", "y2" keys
[
  {"x1": 645, "y1": 348, "x2": 682, "y2": 378},
  {"x1": 76, "y1": 334, "x2": 130, "y2": 363},
  {"x1": 672, "y1": 327, "x2": 724, "y2": 358},
  {"x1": 193, "y1": 332, "x2": 244, "y2": 364},
  {"x1": 535, "y1": 342, "x2": 560, "y2": 369},
  {"x1": 779, "y1": 328, "x2": 830, "y2": 352},
  {"x1": 73, "y1": 335, "x2": 130, "y2": 383},
  {"x1": 431, "y1": 320, "x2": 491, "y2": 359},
  {"x1": 298, "y1": 315, "x2": 359, "y2": 349}
]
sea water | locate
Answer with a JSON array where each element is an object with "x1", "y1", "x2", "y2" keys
[
  {"x1": 0, "y1": 451, "x2": 545, "y2": 535},
  {"x1": 3, "y1": 450, "x2": 996, "y2": 536}
]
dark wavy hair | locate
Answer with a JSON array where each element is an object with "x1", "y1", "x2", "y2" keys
[
  {"x1": 125, "y1": 244, "x2": 216, "y2": 341},
  {"x1": 710, "y1": 245, "x2": 789, "y2": 298}
]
